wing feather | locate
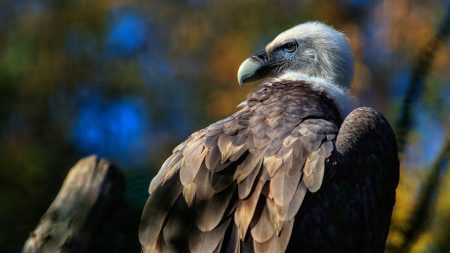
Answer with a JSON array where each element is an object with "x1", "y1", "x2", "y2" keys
[
  {"x1": 149, "y1": 151, "x2": 183, "y2": 193},
  {"x1": 231, "y1": 130, "x2": 247, "y2": 146},
  {"x1": 180, "y1": 145, "x2": 207, "y2": 186},
  {"x1": 263, "y1": 156, "x2": 282, "y2": 177},
  {"x1": 195, "y1": 184, "x2": 235, "y2": 232},
  {"x1": 183, "y1": 182, "x2": 196, "y2": 207},
  {"x1": 235, "y1": 179, "x2": 265, "y2": 239},
  {"x1": 210, "y1": 169, "x2": 234, "y2": 193},
  {"x1": 234, "y1": 151, "x2": 265, "y2": 183},
  {"x1": 218, "y1": 134, "x2": 233, "y2": 162},
  {"x1": 266, "y1": 197, "x2": 285, "y2": 234},
  {"x1": 205, "y1": 145, "x2": 221, "y2": 171},
  {"x1": 238, "y1": 159, "x2": 262, "y2": 199},
  {"x1": 162, "y1": 196, "x2": 192, "y2": 251},
  {"x1": 140, "y1": 175, "x2": 183, "y2": 253},
  {"x1": 251, "y1": 206, "x2": 275, "y2": 243},
  {"x1": 303, "y1": 140, "x2": 334, "y2": 192},
  {"x1": 189, "y1": 219, "x2": 231, "y2": 253},
  {"x1": 270, "y1": 165, "x2": 301, "y2": 207},
  {"x1": 229, "y1": 143, "x2": 248, "y2": 162},
  {"x1": 253, "y1": 219, "x2": 294, "y2": 253},
  {"x1": 222, "y1": 223, "x2": 240, "y2": 253},
  {"x1": 195, "y1": 164, "x2": 215, "y2": 200},
  {"x1": 276, "y1": 181, "x2": 307, "y2": 221}
]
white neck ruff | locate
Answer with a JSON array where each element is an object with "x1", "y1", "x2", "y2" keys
[{"x1": 274, "y1": 71, "x2": 354, "y2": 118}]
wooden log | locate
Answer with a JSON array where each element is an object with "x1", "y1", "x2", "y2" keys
[{"x1": 22, "y1": 155, "x2": 125, "y2": 253}]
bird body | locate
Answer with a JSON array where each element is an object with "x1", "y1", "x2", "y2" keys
[{"x1": 139, "y1": 22, "x2": 399, "y2": 253}]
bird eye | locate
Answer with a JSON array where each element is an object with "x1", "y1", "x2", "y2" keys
[{"x1": 281, "y1": 41, "x2": 298, "y2": 53}]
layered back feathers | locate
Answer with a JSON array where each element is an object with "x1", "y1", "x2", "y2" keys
[{"x1": 140, "y1": 81, "x2": 341, "y2": 253}]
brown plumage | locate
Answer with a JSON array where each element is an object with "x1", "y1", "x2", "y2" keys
[
  {"x1": 139, "y1": 80, "x2": 398, "y2": 252},
  {"x1": 140, "y1": 21, "x2": 399, "y2": 253}
]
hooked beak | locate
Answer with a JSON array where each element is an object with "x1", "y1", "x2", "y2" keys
[{"x1": 237, "y1": 50, "x2": 273, "y2": 86}]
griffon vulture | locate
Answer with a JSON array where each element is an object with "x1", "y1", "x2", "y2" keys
[{"x1": 139, "y1": 21, "x2": 399, "y2": 253}]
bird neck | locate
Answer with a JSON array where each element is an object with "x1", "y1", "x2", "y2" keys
[{"x1": 273, "y1": 71, "x2": 354, "y2": 118}]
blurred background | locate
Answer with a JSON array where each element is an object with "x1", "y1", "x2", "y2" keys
[{"x1": 0, "y1": 0, "x2": 449, "y2": 252}]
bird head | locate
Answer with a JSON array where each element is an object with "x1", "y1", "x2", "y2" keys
[{"x1": 237, "y1": 22, "x2": 354, "y2": 89}]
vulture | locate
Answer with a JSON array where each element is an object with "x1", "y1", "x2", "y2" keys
[{"x1": 139, "y1": 22, "x2": 399, "y2": 253}]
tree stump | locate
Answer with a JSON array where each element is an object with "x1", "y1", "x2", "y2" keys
[{"x1": 22, "y1": 155, "x2": 125, "y2": 253}]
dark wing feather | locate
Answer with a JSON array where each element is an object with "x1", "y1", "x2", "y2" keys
[
  {"x1": 139, "y1": 173, "x2": 183, "y2": 253},
  {"x1": 195, "y1": 184, "x2": 235, "y2": 232},
  {"x1": 140, "y1": 81, "x2": 347, "y2": 253},
  {"x1": 286, "y1": 107, "x2": 399, "y2": 252},
  {"x1": 189, "y1": 219, "x2": 231, "y2": 253}
]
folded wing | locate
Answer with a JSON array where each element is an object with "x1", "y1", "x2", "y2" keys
[{"x1": 140, "y1": 83, "x2": 342, "y2": 253}]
